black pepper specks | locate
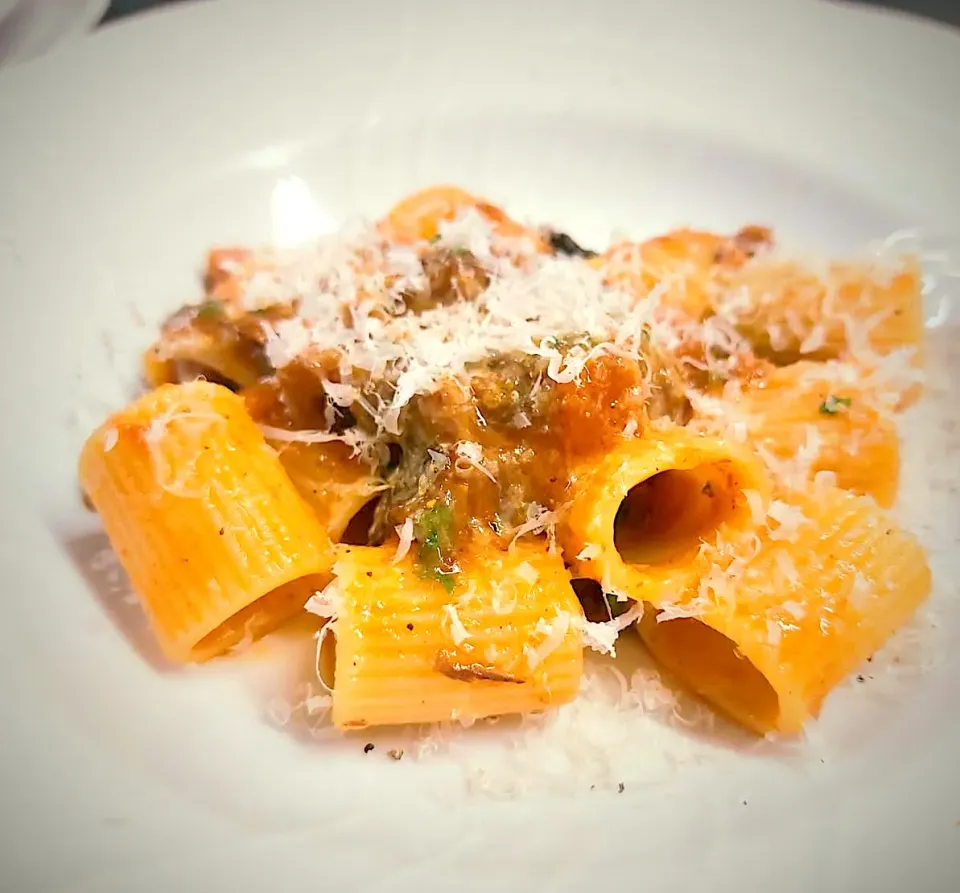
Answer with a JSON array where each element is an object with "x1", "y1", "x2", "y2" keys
[
  {"x1": 617, "y1": 782, "x2": 625, "y2": 793},
  {"x1": 407, "y1": 623, "x2": 414, "y2": 631},
  {"x1": 364, "y1": 743, "x2": 374, "y2": 753}
]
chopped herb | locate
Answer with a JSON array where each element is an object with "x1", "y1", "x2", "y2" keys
[
  {"x1": 541, "y1": 331, "x2": 598, "y2": 352},
  {"x1": 429, "y1": 234, "x2": 442, "y2": 243},
  {"x1": 606, "y1": 593, "x2": 631, "y2": 619},
  {"x1": 819, "y1": 395, "x2": 852, "y2": 415},
  {"x1": 195, "y1": 300, "x2": 225, "y2": 322},
  {"x1": 414, "y1": 502, "x2": 459, "y2": 593}
]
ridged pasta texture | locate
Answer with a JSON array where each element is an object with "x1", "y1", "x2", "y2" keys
[
  {"x1": 638, "y1": 483, "x2": 931, "y2": 734},
  {"x1": 718, "y1": 258, "x2": 924, "y2": 364},
  {"x1": 326, "y1": 538, "x2": 584, "y2": 729},
  {"x1": 707, "y1": 361, "x2": 901, "y2": 507},
  {"x1": 79, "y1": 381, "x2": 334, "y2": 662}
]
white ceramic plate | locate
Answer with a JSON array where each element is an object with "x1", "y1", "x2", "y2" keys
[{"x1": 1, "y1": 1, "x2": 959, "y2": 890}]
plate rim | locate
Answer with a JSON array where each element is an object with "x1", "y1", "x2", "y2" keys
[{"x1": 0, "y1": 1, "x2": 958, "y2": 891}]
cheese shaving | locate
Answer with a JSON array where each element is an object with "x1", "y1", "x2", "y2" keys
[
  {"x1": 576, "y1": 543, "x2": 602, "y2": 561},
  {"x1": 442, "y1": 604, "x2": 470, "y2": 645},
  {"x1": 525, "y1": 611, "x2": 572, "y2": 670},
  {"x1": 508, "y1": 503, "x2": 559, "y2": 548},
  {"x1": 393, "y1": 518, "x2": 414, "y2": 564},
  {"x1": 454, "y1": 440, "x2": 497, "y2": 482},
  {"x1": 767, "y1": 499, "x2": 809, "y2": 542},
  {"x1": 514, "y1": 561, "x2": 540, "y2": 586}
]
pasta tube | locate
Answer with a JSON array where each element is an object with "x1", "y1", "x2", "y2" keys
[
  {"x1": 718, "y1": 258, "x2": 924, "y2": 368},
  {"x1": 269, "y1": 442, "x2": 382, "y2": 542},
  {"x1": 79, "y1": 381, "x2": 334, "y2": 662},
  {"x1": 638, "y1": 484, "x2": 931, "y2": 735},
  {"x1": 326, "y1": 538, "x2": 583, "y2": 729},
  {"x1": 719, "y1": 361, "x2": 901, "y2": 507},
  {"x1": 242, "y1": 384, "x2": 383, "y2": 542},
  {"x1": 379, "y1": 184, "x2": 543, "y2": 246},
  {"x1": 560, "y1": 427, "x2": 770, "y2": 606},
  {"x1": 596, "y1": 226, "x2": 772, "y2": 319}
]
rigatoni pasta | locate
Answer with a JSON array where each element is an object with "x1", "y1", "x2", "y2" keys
[
  {"x1": 638, "y1": 484, "x2": 931, "y2": 734},
  {"x1": 701, "y1": 361, "x2": 901, "y2": 507},
  {"x1": 78, "y1": 185, "x2": 934, "y2": 754},
  {"x1": 242, "y1": 381, "x2": 383, "y2": 541},
  {"x1": 718, "y1": 257, "x2": 924, "y2": 365},
  {"x1": 326, "y1": 539, "x2": 583, "y2": 729},
  {"x1": 560, "y1": 427, "x2": 770, "y2": 606},
  {"x1": 79, "y1": 381, "x2": 334, "y2": 661}
]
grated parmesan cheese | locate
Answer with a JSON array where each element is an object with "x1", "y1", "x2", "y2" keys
[
  {"x1": 509, "y1": 503, "x2": 559, "y2": 548},
  {"x1": 525, "y1": 611, "x2": 572, "y2": 669},
  {"x1": 767, "y1": 499, "x2": 809, "y2": 542},
  {"x1": 442, "y1": 604, "x2": 470, "y2": 645},
  {"x1": 454, "y1": 440, "x2": 497, "y2": 482},
  {"x1": 514, "y1": 561, "x2": 540, "y2": 586},
  {"x1": 743, "y1": 489, "x2": 767, "y2": 526},
  {"x1": 576, "y1": 543, "x2": 602, "y2": 561},
  {"x1": 393, "y1": 518, "x2": 414, "y2": 564}
]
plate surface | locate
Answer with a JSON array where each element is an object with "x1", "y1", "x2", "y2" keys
[
  {"x1": 1, "y1": 1, "x2": 959, "y2": 890},
  {"x1": 0, "y1": 0, "x2": 109, "y2": 67}
]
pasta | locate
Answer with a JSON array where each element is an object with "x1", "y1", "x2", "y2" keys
[
  {"x1": 379, "y1": 183, "x2": 543, "y2": 246},
  {"x1": 78, "y1": 184, "x2": 935, "y2": 752},
  {"x1": 719, "y1": 257, "x2": 924, "y2": 358},
  {"x1": 242, "y1": 381, "x2": 384, "y2": 542},
  {"x1": 560, "y1": 428, "x2": 770, "y2": 606},
  {"x1": 696, "y1": 360, "x2": 901, "y2": 507},
  {"x1": 597, "y1": 226, "x2": 772, "y2": 319},
  {"x1": 637, "y1": 483, "x2": 931, "y2": 734},
  {"x1": 325, "y1": 538, "x2": 583, "y2": 729},
  {"x1": 79, "y1": 381, "x2": 335, "y2": 661}
]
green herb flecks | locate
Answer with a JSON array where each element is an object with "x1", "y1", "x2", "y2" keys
[
  {"x1": 605, "y1": 593, "x2": 632, "y2": 619},
  {"x1": 413, "y1": 502, "x2": 459, "y2": 593},
  {"x1": 540, "y1": 331, "x2": 599, "y2": 353},
  {"x1": 819, "y1": 395, "x2": 852, "y2": 415},
  {"x1": 195, "y1": 300, "x2": 226, "y2": 323}
]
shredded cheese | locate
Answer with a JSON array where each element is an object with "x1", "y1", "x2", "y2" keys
[
  {"x1": 442, "y1": 603, "x2": 470, "y2": 645},
  {"x1": 454, "y1": 440, "x2": 497, "y2": 482},
  {"x1": 525, "y1": 611, "x2": 572, "y2": 670},
  {"x1": 576, "y1": 543, "x2": 602, "y2": 561},
  {"x1": 393, "y1": 518, "x2": 414, "y2": 564}
]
